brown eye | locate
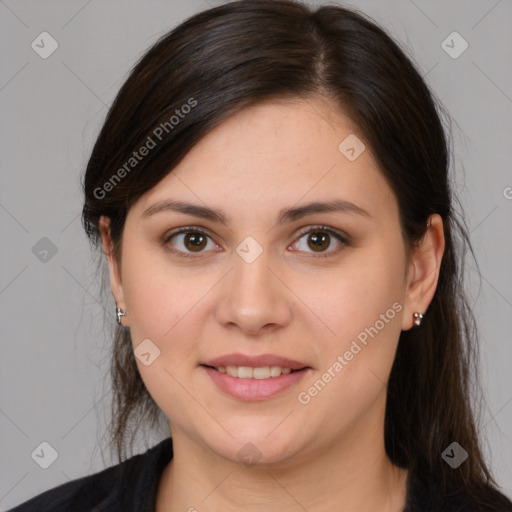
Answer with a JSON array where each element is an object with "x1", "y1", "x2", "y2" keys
[
  {"x1": 165, "y1": 229, "x2": 217, "y2": 255},
  {"x1": 290, "y1": 226, "x2": 348, "y2": 256},
  {"x1": 184, "y1": 232, "x2": 207, "y2": 252},
  {"x1": 307, "y1": 232, "x2": 330, "y2": 252}
]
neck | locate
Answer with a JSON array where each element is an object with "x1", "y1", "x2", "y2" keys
[{"x1": 156, "y1": 403, "x2": 408, "y2": 512}]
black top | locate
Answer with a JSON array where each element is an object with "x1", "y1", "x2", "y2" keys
[
  {"x1": 8, "y1": 437, "x2": 512, "y2": 511},
  {"x1": 9, "y1": 438, "x2": 173, "y2": 512}
]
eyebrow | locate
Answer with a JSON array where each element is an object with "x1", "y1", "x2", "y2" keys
[{"x1": 141, "y1": 198, "x2": 371, "y2": 225}]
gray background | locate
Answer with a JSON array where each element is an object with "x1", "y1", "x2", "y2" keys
[{"x1": 1, "y1": 0, "x2": 511, "y2": 509}]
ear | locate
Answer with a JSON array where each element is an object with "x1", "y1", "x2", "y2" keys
[
  {"x1": 402, "y1": 213, "x2": 445, "y2": 331},
  {"x1": 99, "y1": 216, "x2": 128, "y2": 327}
]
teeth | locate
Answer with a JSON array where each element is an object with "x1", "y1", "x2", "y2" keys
[
  {"x1": 218, "y1": 365, "x2": 294, "y2": 379},
  {"x1": 270, "y1": 366, "x2": 282, "y2": 377}
]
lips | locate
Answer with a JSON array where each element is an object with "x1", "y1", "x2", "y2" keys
[
  {"x1": 200, "y1": 353, "x2": 311, "y2": 401},
  {"x1": 201, "y1": 353, "x2": 309, "y2": 371}
]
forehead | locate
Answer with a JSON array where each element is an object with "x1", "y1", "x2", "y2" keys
[
  {"x1": 132, "y1": 97, "x2": 397, "y2": 222},
  {"x1": 188, "y1": 96, "x2": 360, "y2": 168}
]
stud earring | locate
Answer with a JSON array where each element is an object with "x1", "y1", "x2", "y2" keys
[
  {"x1": 413, "y1": 312, "x2": 424, "y2": 327},
  {"x1": 116, "y1": 306, "x2": 126, "y2": 325}
]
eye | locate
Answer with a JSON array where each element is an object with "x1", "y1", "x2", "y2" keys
[
  {"x1": 164, "y1": 228, "x2": 219, "y2": 257},
  {"x1": 289, "y1": 225, "x2": 348, "y2": 256},
  {"x1": 163, "y1": 225, "x2": 349, "y2": 258}
]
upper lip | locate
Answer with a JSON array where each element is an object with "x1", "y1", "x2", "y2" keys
[{"x1": 201, "y1": 353, "x2": 309, "y2": 370}]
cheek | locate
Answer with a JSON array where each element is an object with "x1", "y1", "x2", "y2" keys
[
  {"x1": 294, "y1": 272, "x2": 404, "y2": 438},
  {"x1": 120, "y1": 240, "x2": 203, "y2": 341},
  {"x1": 294, "y1": 242, "x2": 406, "y2": 406},
  {"x1": 295, "y1": 244, "x2": 406, "y2": 347},
  {"x1": 122, "y1": 259, "x2": 209, "y2": 421}
]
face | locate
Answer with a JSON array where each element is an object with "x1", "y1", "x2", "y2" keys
[{"x1": 105, "y1": 97, "x2": 419, "y2": 467}]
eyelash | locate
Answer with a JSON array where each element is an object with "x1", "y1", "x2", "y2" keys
[{"x1": 162, "y1": 225, "x2": 350, "y2": 259}]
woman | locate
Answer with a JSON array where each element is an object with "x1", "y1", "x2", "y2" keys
[{"x1": 10, "y1": 0, "x2": 512, "y2": 510}]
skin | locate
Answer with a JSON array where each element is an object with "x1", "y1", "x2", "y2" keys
[{"x1": 100, "y1": 96, "x2": 445, "y2": 512}]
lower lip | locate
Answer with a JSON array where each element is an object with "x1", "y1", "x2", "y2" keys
[{"x1": 202, "y1": 366, "x2": 310, "y2": 401}]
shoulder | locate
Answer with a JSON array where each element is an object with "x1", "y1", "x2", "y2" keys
[
  {"x1": 8, "y1": 438, "x2": 173, "y2": 512},
  {"x1": 8, "y1": 463, "x2": 120, "y2": 512},
  {"x1": 406, "y1": 470, "x2": 512, "y2": 512}
]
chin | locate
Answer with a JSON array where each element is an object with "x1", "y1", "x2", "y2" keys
[{"x1": 202, "y1": 426, "x2": 305, "y2": 468}]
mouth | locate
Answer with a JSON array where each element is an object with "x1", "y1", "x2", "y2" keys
[
  {"x1": 199, "y1": 355, "x2": 311, "y2": 401},
  {"x1": 200, "y1": 364, "x2": 306, "y2": 379}
]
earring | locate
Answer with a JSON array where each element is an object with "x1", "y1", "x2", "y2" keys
[
  {"x1": 116, "y1": 306, "x2": 126, "y2": 325},
  {"x1": 413, "y1": 312, "x2": 424, "y2": 326}
]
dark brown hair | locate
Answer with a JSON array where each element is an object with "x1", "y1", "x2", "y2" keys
[{"x1": 81, "y1": 1, "x2": 511, "y2": 508}]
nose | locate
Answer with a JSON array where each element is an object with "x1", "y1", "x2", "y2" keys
[{"x1": 214, "y1": 248, "x2": 293, "y2": 336}]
